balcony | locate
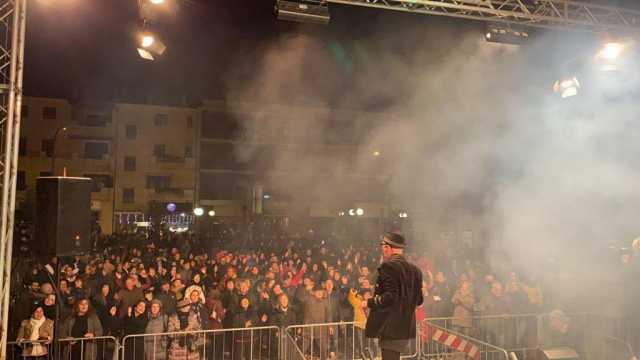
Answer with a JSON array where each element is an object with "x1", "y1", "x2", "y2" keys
[
  {"x1": 148, "y1": 187, "x2": 194, "y2": 202},
  {"x1": 152, "y1": 155, "x2": 195, "y2": 169},
  {"x1": 71, "y1": 153, "x2": 113, "y2": 172}
]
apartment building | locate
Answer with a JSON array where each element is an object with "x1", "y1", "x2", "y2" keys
[{"x1": 17, "y1": 98, "x2": 197, "y2": 234}]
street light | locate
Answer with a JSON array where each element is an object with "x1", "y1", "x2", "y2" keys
[
  {"x1": 50, "y1": 126, "x2": 67, "y2": 175},
  {"x1": 193, "y1": 207, "x2": 204, "y2": 216}
]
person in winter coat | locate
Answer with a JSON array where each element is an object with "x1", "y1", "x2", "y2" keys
[
  {"x1": 59, "y1": 298, "x2": 104, "y2": 360},
  {"x1": 231, "y1": 297, "x2": 257, "y2": 360},
  {"x1": 145, "y1": 299, "x2": 168, "y2": 360},
  {"x1": 124, "y1": 300, "x2": 149, "y2": 360},
  {"x1": 364, "y1": 233, "x2": 423, "y2": 360},
  {"x1": 167, "y1": 299, "x2": 202, "y2": 360},
  {"x1": 16, "y1": 305, "x2": 54, "y2": 359},
  {"x1": 452, "y1": 280, "x2": 475, "y2": 336}
]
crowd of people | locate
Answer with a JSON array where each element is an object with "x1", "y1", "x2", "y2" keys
[{"x1": 8, "y1": 219, "x2": 639, "y2": 359}]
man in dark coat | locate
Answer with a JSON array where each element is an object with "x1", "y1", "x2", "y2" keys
[{"x1": 365, "y1": 232, "x2": 423, "y2": 360}]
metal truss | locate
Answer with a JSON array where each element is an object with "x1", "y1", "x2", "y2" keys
[
  {"x1": 0, "y1": 0, "x2": 25, "y2": 358},
  {"x1": 327, "y1": 0, "x2": 640, "y2": 33}
]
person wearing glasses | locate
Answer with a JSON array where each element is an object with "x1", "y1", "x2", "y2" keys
[{"x1": 364, "y1": 232, "x2": 423, "y2": 360}]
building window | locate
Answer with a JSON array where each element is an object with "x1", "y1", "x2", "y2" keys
[
  {"x1": 84, "y1": 141, "x2": 109, "y2": 159},
  {"x1": 154, "y1": 114, "x2": 168, "y2": 127},
  {"x1": 41, "y1": 139, "x2": 54, "y2": 157},
  {"x1": 42, "y1": 106, "x2": 57, "y2": 120},
  {"x1": 146, "y1": 175, "x2": 170, "y2": 191},
  {"x1": 126, "y1": 125, "x2": 137, "y2": 139},
  {"x1": 185, "y1": 145, "x2": 193, "y2": 157},
  {"x1": 186, "y1": 116, "x2": 193, "y2": 128},
  {"x1": 21, "y1": 105, "x2": 28, "y2": 118},
  {"x1": 19, "y1": 138, "x2": 26, "y2": 156},
  {"x1": 39, "y1": 171, "x2": 52, "y2": 177},
  {"x1": 81, "y1": 114, "x2": 108, "y2": 127},
  {"x1": 124, "y1": 156, "x2": 136, "y2": 171},
  {"x1": 17, "y1": 171, "x2": 26, "y2": 191},
  {"x1": 153, "y1": 144, "x2": 166, "y2": 158},
  {"x1": 122, "y1": 188, "x2": 134, "y2": 203}
]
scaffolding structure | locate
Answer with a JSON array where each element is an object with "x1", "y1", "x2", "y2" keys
[
  {"x1": 0, "y1": 0, "x2": 25, "y2": 359},
  {"x1": 328, "y1": 0, "x2": 640, "y2": 33}
]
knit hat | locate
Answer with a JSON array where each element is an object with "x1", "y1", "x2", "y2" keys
[{"x1": 382, "y1": 232, "x2": 406, "y2": 249}]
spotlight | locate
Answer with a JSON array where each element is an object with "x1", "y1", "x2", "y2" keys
[
  {"x1": 149, "y1": 0, "x2": 165, "y2": 4},
  {"x1": 338, "y1": 211, "x2": 345, "y2": 217},
  {"x1": 597, "y1": 42, "x2": 624, "y2": 61},
  {"x1": 348, "y1": 209, "x2": 356, "y2": 216},
  {"x1": 208, "y1": 210, "x2": 216, "y2": 217},
  {"x1": 553, "y1": 77, "x2": 580, "y2": 98},
  {"x1": 372, "y1": 151, "x2": 381, "y2": 157},
  {"x1": 356, "y1": 208, "x2": 364, "y2": 216},
  {"x1": 193, "y1": 207, "x2": 204, "y2": 216},
  {"x1": 276, "y1": 0, "x2": 330, "y2": 25},
  {"x1": 484, "y1": 24, "x2": 529, "y2": 45},
  {"x1": 399, "y1": 212, "x2": 408, "y2": 218},
  {"x1": 136, "y1": 31, "x2": 166, "y2": 61}
]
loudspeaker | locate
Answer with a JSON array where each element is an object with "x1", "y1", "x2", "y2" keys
[
  {"x1": 539, "y1": 347, "x2": 579, "y2": 360},
  {"x1": 35, "y1": 177, "x2": 92, "y2": 256}
]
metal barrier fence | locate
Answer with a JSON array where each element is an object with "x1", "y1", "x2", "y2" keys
[
  {"x1": 426, "y1": 313, "x2": 539, "y2": 357},
  {"x1": 284, "y1": 321, "x2": 419, "y2": 360},
  {"x1": 121, "y1": 326, "x2": 280, "y2": 360},
  {"x1": 57, "y1": 336, "x2": 118, "y2": 360},
  {"x1": 6, "y1": 339, "x2": 52, "y2": 359},
  {"x1": 422, "y1": 320, "x2": 511, "y2": 360}
]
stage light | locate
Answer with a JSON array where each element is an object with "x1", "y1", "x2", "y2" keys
[
  {"x1": 597, "y1": 42, "x2": 624, "y2": 61},
  {"x1": 141, "y1": 35, "x2": 154, "y2": 48},
  {"x1": 149, "y1": 0, "x2": 165, "y2": 4},
  {"x1": 399, "y1": 212, "x2": 408, "y2": 218},
  {"x1": 276, "y1": 0, "x2": 330, "y2": 25},
  {"x1": 356, "y1": 208, "x2": 364, "y2": 216},
  {"x1": 136, "y1": 31, "x2": 166, "y2": 61},
  {"x1": 208, "y1": 210, "x2": 215, "y2": 217},
  {"x1": 485, "y1": 24, "x2": 529, "y2": 45},
  {"x1": 338, "y1": 211, "x2": 345, "y2": 217},
  {"x1": 193, "y1": 207, "x2": 204, "y2": 216},
  {"x1": 373, "y1": 151, "x2": 381, "y2": 157},
  {"x1": 348, "y1": 209, "x2": 356, "y2": 216},
  {"x1": 553, "y1": 77, "x2": 580, "y2": 98}
]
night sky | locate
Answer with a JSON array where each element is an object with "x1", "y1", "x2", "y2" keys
[
  {"x1": 24, "y1": 0, "x2": 483, "y2": 107},
  {"x1": 24, "y1": 0, "x2": 640, "y2": 107}
]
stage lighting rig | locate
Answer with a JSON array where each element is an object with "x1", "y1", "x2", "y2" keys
[
  {"x1": 136, "y1": 31, "x2": 167, "y2": 61},
  {"x1": 276, "y1": 0, "x2": 330, "y2": 25},
  {"x1": 485, "y1": 24, "x2": 530, "y2": 45}
]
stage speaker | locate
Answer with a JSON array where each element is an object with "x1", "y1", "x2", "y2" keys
[
  {"x1": 35, "y1": 177, "x2": 92, "y2": 256},
  {"x1": 539, "y1": 347, "x2": 579, "y2": 360}
]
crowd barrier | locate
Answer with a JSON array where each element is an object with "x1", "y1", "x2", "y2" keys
[
  {"x1": 57, "y1": 336, "x2": 119, "y2": 360},
  {"x1": 283, "y1": 321, "x2": 418, "y2": 360},
  {"x1": 421, "y1": 319, "x2": 511, "y2": 360},
  {"x1": 121, "y1": 325, "x2": 280, "y2": 360},
  {"x1": 6, "y1": 339, "x2": 52, "y2": 359},
  {"x1": 425, "y1": 313, "x2": 539, "y2": 357},
  {"x1": 5, "y1": 313, "x2": 635, "y2": 360}
]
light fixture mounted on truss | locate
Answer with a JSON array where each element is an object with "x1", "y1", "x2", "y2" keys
[{"x1": 276, "y1": 0, "x2": 330, "y2": 25}]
